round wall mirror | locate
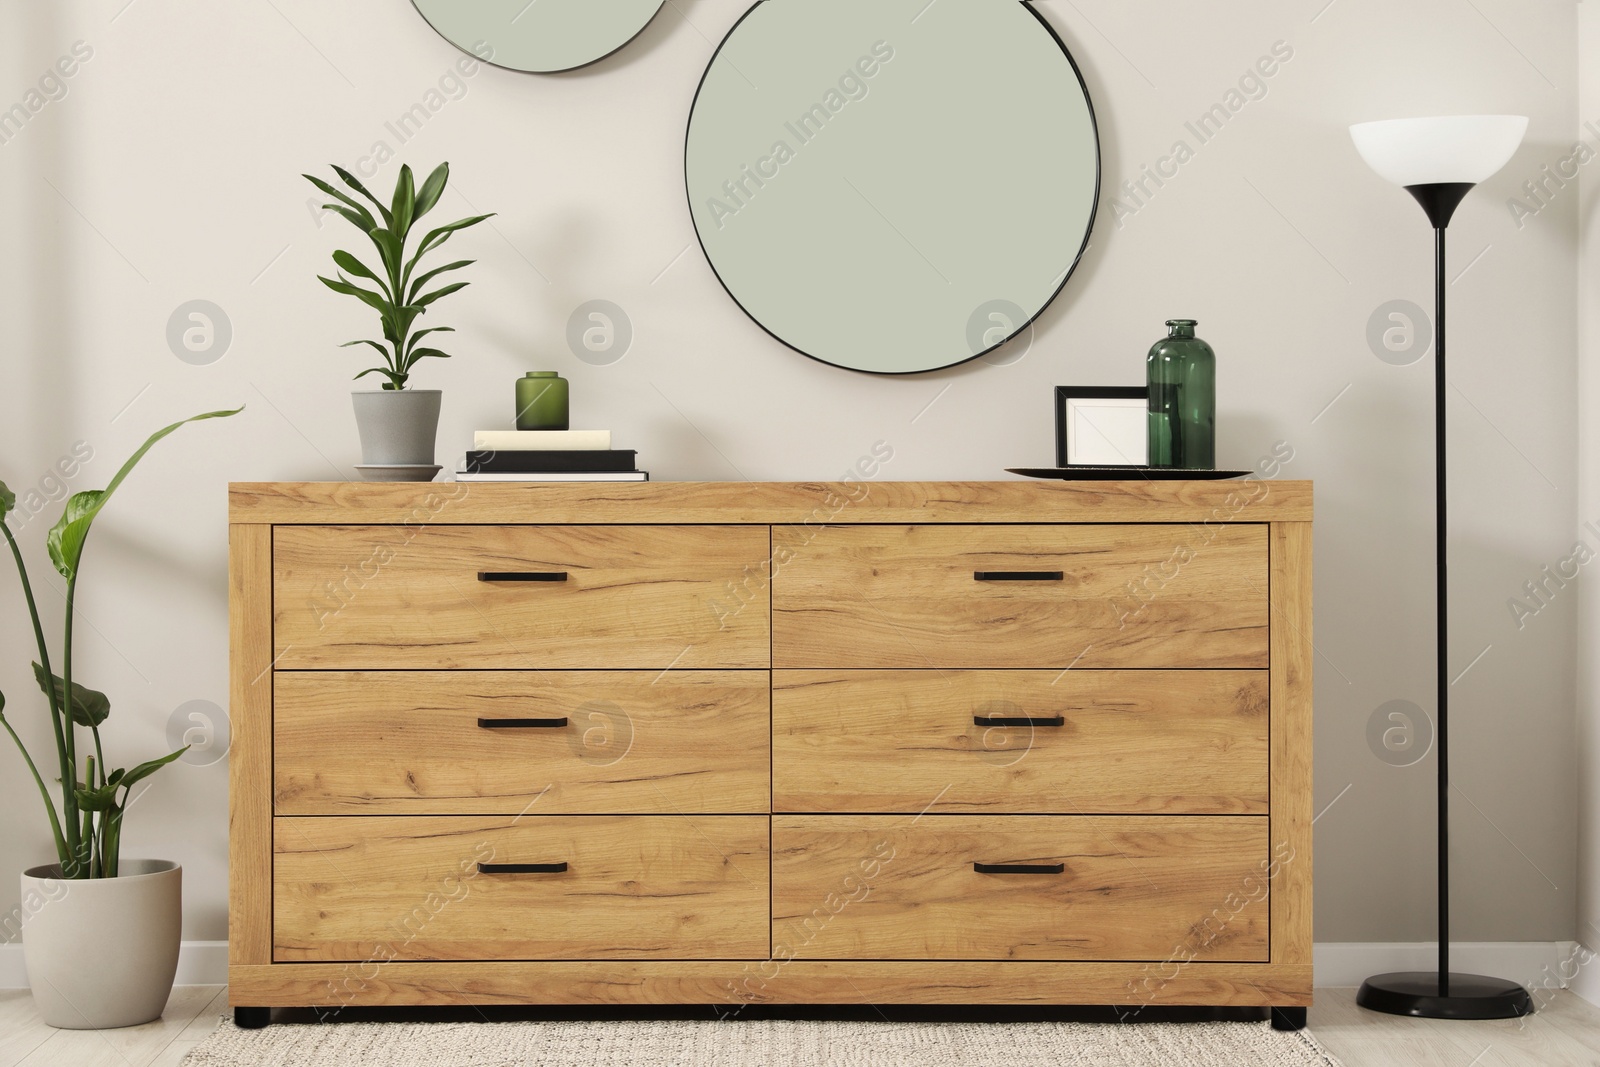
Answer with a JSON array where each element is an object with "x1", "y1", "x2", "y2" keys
[
  {"x1": 686, "y1": 0, "x2": 1099, "y2": 374},
  {"x1": 411, "y1": 0, "x2": 666, "y2": 73}
]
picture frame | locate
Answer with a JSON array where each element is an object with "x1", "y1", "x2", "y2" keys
[{"x1": 1054, "y1": 386, "x2": 1149, "y2": 468}]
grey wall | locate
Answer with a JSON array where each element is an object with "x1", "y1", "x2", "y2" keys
[{"x1": 0, "y1": 0, "x2": 1581, "y2": 949}]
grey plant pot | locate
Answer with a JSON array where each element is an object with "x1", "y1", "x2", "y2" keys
[
  {"x1": 352, "y1": 389, "x2": 442, "y2": 467},
  {"x1": 21, "y1": 860, "x2": 182, "y2": 1029}
]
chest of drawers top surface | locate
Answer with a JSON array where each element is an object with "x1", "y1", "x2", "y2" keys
[{"x1": 229, "y1": 479, "x2": 1312, "y2": 525}]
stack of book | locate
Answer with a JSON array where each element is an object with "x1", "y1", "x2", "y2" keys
[{"x1": 457, "y1": 430, "x2": 649, "y2": 483}]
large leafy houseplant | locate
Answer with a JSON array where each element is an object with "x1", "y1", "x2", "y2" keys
[
  {"x1": 0, "y1": 408, "x2": 240, "y2": 879},
  {"x1": 305, "y1": 162, "x2": 493, "y2": 391}
]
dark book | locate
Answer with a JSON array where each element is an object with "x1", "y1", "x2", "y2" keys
[
  {"x1": 455, "y1": 471, "x2": 649, "y2": 482},
  {"x1": 463, "y1": 449, "x2": 637, "y2": 473}
]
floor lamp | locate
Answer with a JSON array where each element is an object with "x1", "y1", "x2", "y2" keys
[{"x1": 1348, "y1": 114, "x2": 1532, "y2": 1020}]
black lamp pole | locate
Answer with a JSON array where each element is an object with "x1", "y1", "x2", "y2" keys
[{"x1": 1355, "y1": 183, "x2": 1533, "y2": 1020}]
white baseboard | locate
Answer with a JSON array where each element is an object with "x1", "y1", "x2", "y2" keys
[
  {"x1": 0, "y1": 940, "x2": 228, "y2": 989},
  {"x1": 0, "y1": 940, "x2": 1584, "y2": 993},
  {"x1": 1314, "y1": 941, "x2": 1580, "y2": 989},
  {"x1": 1567, "y1": 943, "x2": 1600, "y2": 1006}
]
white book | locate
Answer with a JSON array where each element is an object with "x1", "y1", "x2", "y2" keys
[
  {"x1": 455, "y1": 470, "x2": 648, "y2": 482},
  {"x1": 473, "y1": 430, "x2": 611, "y2": 451}
]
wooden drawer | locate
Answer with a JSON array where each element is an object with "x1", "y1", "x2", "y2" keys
[
  {"x1": 274, "y1": 816, "x2": 770, "y2": 962},
  {"x1": 275, "y1": 671, "x2": 771, "y2": 816},
  {"x1": 273, "y1": 525, "x2": 769, "y2": 669},
  {"x1": 773, "y1": 670, "x2": 1267, "y2": 814},
  {"x1": 772, "y1": 816, "x2": 1270, "y2": 962},
  {"x1": 771, "y1": 525, "x2": 1268, "y2": 668}
]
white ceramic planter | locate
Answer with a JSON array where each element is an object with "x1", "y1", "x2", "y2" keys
[
  {"x1": 20, "y1": 860, "x2": 181, "y2": 1030},
  {"x1": 352, "y1": 389, "x2": 442, "y2": 467}
]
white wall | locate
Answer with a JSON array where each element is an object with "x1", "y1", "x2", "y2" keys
[{"x1": 0, "y1": 0, "x2": 1581, "y2": 962}]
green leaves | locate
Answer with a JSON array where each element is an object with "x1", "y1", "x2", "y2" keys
[
  {"x1": 318, "y1": 274, "x2": 392, "y2": 317},
  {"x1": 307, "y1": 162, "x2": 491, "y2": 390},
  {"x1": 3, "y1": 409, "x2": 236, "y2": 879},
  {"x1": 330, "y1": 166, "x2": 393, "y2": 227},
  {"x1": 46, "y1": 408, "x2": 242, "y2": 581},
  {"x1": 32, "y1": 663, "x2": 109, "y2": 728},
  {"x1": 402, "y1": 215, "x2": 494, "y2": 287},
  {"x1": 119, "y1": 747, "x2": 188, "y2": 789},
  {"x1": 74, "y1": 781, "x2": 118, "y2": 813},
  {"x1": 0, "y1": 480, "x2": 14, "y2": 520},
  {"x1": 72, "y1": 748, "x2": 183, "y2": 812},
  {"x1": 407, "y1": 259, "x2": 474, "y2": 303},
  {"x1": 413, "y1": 281, "x2": 468, "y2": 309},
  {"x1": 391, "y1": 164, "x2": 416, "y2": 239},
  {"x1": 414, "y1": 163, "x2": 449, "y2": 220},
  {"x1": 47, "y1": 492, "x2": 106, "y2": 583},
  {"x1": 303, "y1": 175, "x2": 379, "y2": 233},
  {"x1": 331, "y1": 250, "x2": 391, "y2": 297},
  {"x1": 369, "y1": 228, "x2": 404, "y2": 283}
]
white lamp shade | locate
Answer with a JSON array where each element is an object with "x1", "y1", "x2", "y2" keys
[{"x1": 1349, "y1": 115, "x2": 1528, "y2": 187}]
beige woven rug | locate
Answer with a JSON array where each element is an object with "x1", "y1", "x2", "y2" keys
[{"x1": 183, "y1": 1018, "x2": 1342, "y2": 1066}]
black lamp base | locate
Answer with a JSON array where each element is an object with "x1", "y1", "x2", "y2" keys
[{"x1": 1357, "y1": 972, "x2": 1533, "y2": 1020}]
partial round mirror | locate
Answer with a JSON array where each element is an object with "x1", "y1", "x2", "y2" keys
[
  {"x1": 411, "y1": 0, "x2": 666, "y2": 74},
  {"x1": 686, "y1": 0, "x2": 1099, "y2": 374}
]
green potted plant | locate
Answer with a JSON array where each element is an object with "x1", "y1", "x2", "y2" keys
[
  {"x1": 0, "y1": 408, "x2": 239, "y2": 1029},
  {"x1": 305, "y1": 162, "x2": 493, "y2": 480}
]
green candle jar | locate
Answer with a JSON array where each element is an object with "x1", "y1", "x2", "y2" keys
[
  {"x1": 1146, "y1": 320, "x2": 1216, "y2": 470},
  {"x1": 515, "y1": 372, "x2": 570, "y2": 431}
]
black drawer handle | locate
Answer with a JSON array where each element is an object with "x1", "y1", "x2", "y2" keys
[
  {"x1": 974, "y1": 862, "x2": 1066, "y2": 875},
  {"x1": 478, "y1": 572, "x2": 569, "y2": 583},
  {"x1": 974, "y1": 571, "x2": 1064, "y2": 582},
  {"x1": 478, "y1": 862, "x2": 568, "y2": 874},
  {"x1": 974, "y1": 715, "x2": 1065, "y2": 728},
  {"x1": 477, "y1": 717, "x2": 568, "y2": 729}
]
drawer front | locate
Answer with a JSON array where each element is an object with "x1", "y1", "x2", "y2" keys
[
  {"x1": 274, "y1": 816, "x2": 770, "y2": 962},
  {"x1": 276, "y1": 671, "x2": 771, "y2": 816},
  {"x1": 771, "y1": 525, "x2": 1268, "y2": 668},
  {"x1": 772, "y1": 816, "x2": 1270, "y2": 962},
  {"x1": 273, "y1": 525, "x2": 770, "y2": 669},
  {"x1": 773, "y1": 670, "x2": 1267, "y2": 814}
]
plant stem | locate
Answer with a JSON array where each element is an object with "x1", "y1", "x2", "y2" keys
[
  {"x1": 0, "y1": 712, "x2": 67, "y2": 859},
  {"x1": 62, "y1": 576, "x2": 83, "y2": 877},
  {"x1": 0, "y1": 522, "x2": 73, "y2": 869},
  {"x1": 77, "y1": 805, "x2": 93, "y2": 880},
  {"x1": 104, "y1": 801, "x2": 123, "y2": 878},
  {"x1": 91, "y1": 725, "x2": 106, "y2": 787},
  {"x1": 96, "y1": 805, "x2": 109, "y2": 877}
]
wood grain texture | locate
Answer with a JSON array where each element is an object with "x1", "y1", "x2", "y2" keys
[
  {"x1": 228, "y1": 525, "x2": 273, "y2": 967},
  {"x1": 275, "y1": 671, "x2": 771, "y2": 815},
  {"x1": 1270, "y1": 522, "x2": 1314, "y2": 968},
  {"x1": 771, "y1": 525, "x2": 1269, "y2": 669},
  {"x1": 229, "y1": 482, "x2": 1314, "y2": 1012},
  {"x1": 771, "y1": 816, "x2": 1269, "y2": 962},
  {"x1": 772, "y1": 670, "x2": 1268, "y2": 814},
  {"x1": 272, "y1": 525, "x2": 770, "y2": 669},
  {"x1": 226, "y1": 961, "x2": 1312, "y2": 1008},
  {"x1": 273, "y1": 816, "x2": 769, "y2": 962},
  {"x1": 229, "y1": 480, "x2": 1314, "y2": 526}
]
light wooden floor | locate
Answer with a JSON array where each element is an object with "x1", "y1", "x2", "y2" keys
[
  {"x1": 0, "y1": 986, "x2": 227, "y2": 1067},
  {"x1": 3, "y1": 986, "x2": 1600, "y2": 1066},
  {"x1": 1312, "y1": 987, "x2": 1600, "y2": 1066}
]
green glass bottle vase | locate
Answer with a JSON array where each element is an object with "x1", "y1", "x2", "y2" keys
[
  {"x1": 1146, "y1": 319, "x2": 1216, "y2": 470},
  {"x1": 515, "y1": 371, "x2": 570, "y2": 431}
]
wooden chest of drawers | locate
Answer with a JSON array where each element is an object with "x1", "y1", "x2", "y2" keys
[{"x1": 229, "y1": 480, "x2": 1312, "y2": 1017}]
